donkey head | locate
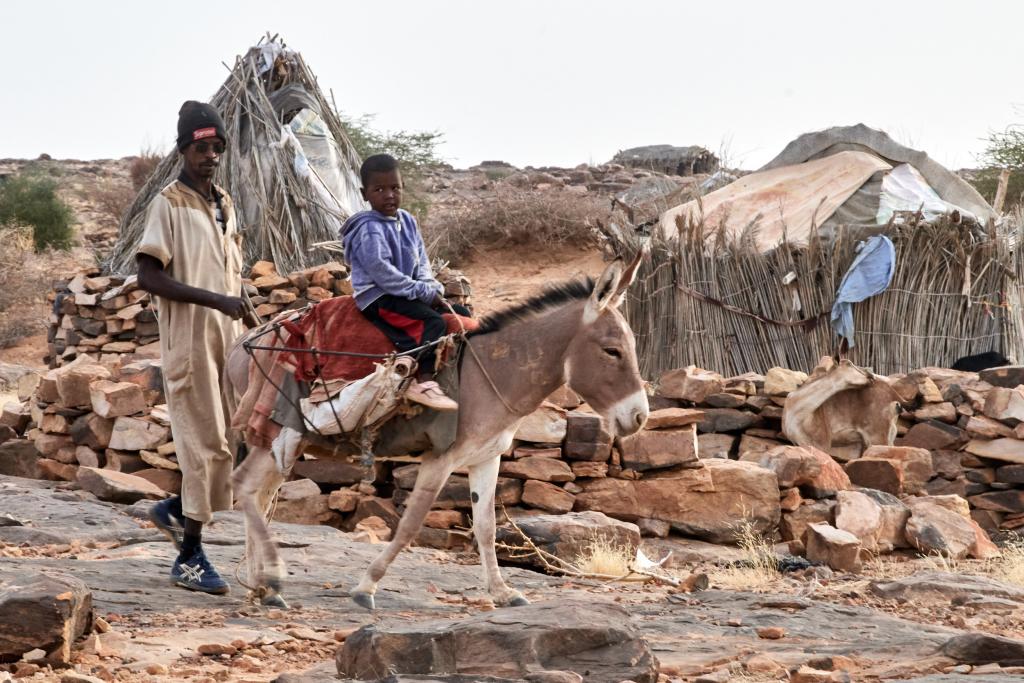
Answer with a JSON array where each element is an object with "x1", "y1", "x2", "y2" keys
[{"x1": 565, "y1": 252, "x2": 649, "y2": 437}]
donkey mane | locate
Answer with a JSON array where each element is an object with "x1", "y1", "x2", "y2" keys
[{"x1": 470, "y1": 277, "x2": 595, "y2": 336}]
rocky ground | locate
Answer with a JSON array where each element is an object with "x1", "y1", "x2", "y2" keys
[
  {"x1": 2, "y1": 474, "x2": 1024, "y2": 682},
  {"x1": 5, "y1": 157, "x2": 1024, "y2": 682}
]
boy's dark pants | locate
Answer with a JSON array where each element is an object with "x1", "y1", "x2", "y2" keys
[{"x1": 362, "y1": 295, "x2": 471, "y2": 376}]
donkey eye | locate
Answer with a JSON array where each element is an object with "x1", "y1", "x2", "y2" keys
[{"x1": 603, "y1": 347, "x2": 622, "y2": 359}]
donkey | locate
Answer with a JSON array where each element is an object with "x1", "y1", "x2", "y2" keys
[{"x1": 223, "y1": 255, "x2": 650, "y2": 609}]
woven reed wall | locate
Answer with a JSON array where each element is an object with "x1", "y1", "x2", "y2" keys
[{"x1": 608, "y1": 218, "x2": 1024, "y2": 378}]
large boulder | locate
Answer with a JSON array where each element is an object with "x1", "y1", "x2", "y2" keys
[
  {"x1": 0, "y1": 571, "x2": 92, "y2": 663},
  {"x1": 780, "y1": 500, "x2": 835, "y2": 543},
  {"x1": 0, "y1": 439, "x2": 40, "y2": 478},
  {"x1": 617, "y1": 426, "x2": 697, "y2": 471},
  {"x1": 76, "y1": 467, "x2": 167, "y2": 504},
  {"x1": 496, "y1": 511, "x2": 640, "y2": 569},
  {"x1": 904, "y1": 498, "x2": 977, "y2": 559},
  {"x1": 55, "y1": 360, "x2": 111, "y2": 409},
  {"x1": 983, "y1": 386, "x2": 1024, "y2": 423},
  {"x1": 575, "y1": 459, "x2": 780, "y2": 543},
  {"x1": 520, "y1": 480, "x2": 576, "y2": 514},
  {"x1": 940, "y1": 632, "x2": 1024, "y2": 666},
  {"x1": 500, "y1": 457, "x2": 574, "y2": 482},
  {"x1": 844, "y1": 458, "x2": 903, "y2": 496},
  {"x1": 763, "y1": 367, "x2": 808, "y2": 396},
  {"x1": 740, "y1": 445, "x2": 849, "y2": 498},
  {"x1": 658, "y1": 366, "x2": 723, "y2": 403},
  {"x1": 834, "y1": 489, "x2": 909, "y2": 552},
  {"x1": 107, "y1": 416, "x2": 169, "y2": 451},
  {"x1": 336, "y1": 600, "x2": 657, "y2": 683},
  {"x1": 515, "y1": 405, "x2": 567, "y2": 444},
  {"x1": 803, "y1": 522, "x2": 861, "y2": 572}
]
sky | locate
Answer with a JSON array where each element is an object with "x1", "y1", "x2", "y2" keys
[{"x1": 2, "y1": 0, "x2": 1022, "y2": 171}]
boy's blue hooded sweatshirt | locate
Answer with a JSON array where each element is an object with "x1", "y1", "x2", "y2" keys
[{"x1": 341, "y1": 209, "x2": 443, "y2": 310}]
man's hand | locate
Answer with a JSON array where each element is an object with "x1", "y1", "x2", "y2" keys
[
  {"x1": 215, "y1": 295, "x2": 246, "y2": 319},
  {"x1": 137, "y1": 254, "x2": 247, "y2": 320}
]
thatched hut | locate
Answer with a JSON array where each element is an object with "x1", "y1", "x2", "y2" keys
[
  {"x1": 609, "y1": 125, "x2": 1022, "y2": 377},
  {"x1": 106, "y1": 36, "x2": 365, "y2": 276}
]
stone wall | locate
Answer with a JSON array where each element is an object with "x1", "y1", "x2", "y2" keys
[{"x1": 5, "y1": 274, "x2": 1024, "y2": 563}]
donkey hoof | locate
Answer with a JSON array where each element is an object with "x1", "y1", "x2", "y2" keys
[
  {"x1": 508, "y1": 596, "x2": 530, "y2": 607},
  {"x1": 352, "y1": 591, "x2": 376, "y2": 610},
  {"x1": 261, "y1": 592, "x2": 289, "y2": 609}
]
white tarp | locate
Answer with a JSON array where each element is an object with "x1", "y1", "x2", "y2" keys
[
  {"x1": 877, "y1": 163, "x2": 979, "y2": 225},
  {"x1": 290, "y1": 108, "x2": 366, "y2": 218}
]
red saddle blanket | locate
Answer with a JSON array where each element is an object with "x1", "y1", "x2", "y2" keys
[{"x1": 280, "y1": 295, "x2": 477, "y2": 383}]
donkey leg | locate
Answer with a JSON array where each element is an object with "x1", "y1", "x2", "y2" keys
[
  {"x1": 468, "y1": 455, "x2": 528, "y2": 607},
  {"x1": 232, "y1": 446, "x2": 288, "y2": 607},
  {"x1": 352, "y1": 456, "x2": 451, "y2": 610}
]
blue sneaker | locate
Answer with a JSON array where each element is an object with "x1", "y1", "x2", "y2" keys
[
  {"x1": 149, "y1": 496, "x2": 185, "y2": 550},
  {"x1": 171, "y1": 546, "x2": 229, "y2": 595}
]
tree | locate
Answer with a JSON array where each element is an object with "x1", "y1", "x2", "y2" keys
[
  {"x1": 339, "y1": 113, "x2": 445, "y2": 218},
  {"x1": 339, "y1": 113, "x2": 444, "y2": 171},
  {"x1": 0, "y1": 173, "x2": 74, "y2": 251},
  {"x1": 983, "y1": 126, "x2": 1024, "y2": 170}
]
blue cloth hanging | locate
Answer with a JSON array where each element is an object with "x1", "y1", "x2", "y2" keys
[{"x1": 831, "y1": 235, "x2": 896, "y2": 348}]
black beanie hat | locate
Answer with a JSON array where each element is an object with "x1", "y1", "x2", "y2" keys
[{"x1": 176, "y1": 100, "x2": 227, "y2": 151}]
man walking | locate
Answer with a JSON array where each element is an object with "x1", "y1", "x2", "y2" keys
[{"x1": 138, "y1": 101, "x2": 245, "y2": 594}]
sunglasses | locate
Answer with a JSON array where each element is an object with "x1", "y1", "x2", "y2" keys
[{"x1": 194, "y1": 141, "x2": 225, "y2": 155}]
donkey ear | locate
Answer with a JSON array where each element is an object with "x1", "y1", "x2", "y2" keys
[
  {"x1": 584, "y1": 259, "x2": 624, "y2": 323},
  {"x1": 610, "y1": 247, "x2": 645, "y2": 308}
]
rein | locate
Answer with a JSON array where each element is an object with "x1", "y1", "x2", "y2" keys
[{"x1": 442, "y1": 301, "x2": 519, "y2": 416}]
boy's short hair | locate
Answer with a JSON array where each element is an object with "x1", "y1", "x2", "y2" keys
[{"x1": 360, "y1": 154, "x2": 400, "y2": 186}]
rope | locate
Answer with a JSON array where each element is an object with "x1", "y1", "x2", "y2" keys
[
  {"x1": 441, "y1": 300, "x2": 518, "y2": 415},
  {"x1": 676, "y1": 282, "x2": 827, "y2": 331}
]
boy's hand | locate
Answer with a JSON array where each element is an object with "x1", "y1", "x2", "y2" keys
[
  {"x1": 432, "y1": 294, "x2": 446, "y2": 309},
  {"x1": 215, "y1": 295, "x2": 247, "y2": 319}
]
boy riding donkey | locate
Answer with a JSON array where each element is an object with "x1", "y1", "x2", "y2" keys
[{"x1": 342, "y1": 153, "x2": 470, "y2": 410}]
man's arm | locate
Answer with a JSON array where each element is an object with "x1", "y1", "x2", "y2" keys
[{"x1": 136, "y1": 254, "x2": 245, "y2": 319}]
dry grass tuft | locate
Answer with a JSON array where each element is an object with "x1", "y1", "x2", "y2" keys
[
  {"x1": 574, "y1": 535, "x2": 634, "y2": 578},
  {"x1": 423, "y1": 187, "x2": 607, "y2": 265},
  {"x1": 129, "y1": 147, "x2": 163, "y2": 192},
  {"x1": 984, "y1": 539, "x2": 1024, "y2": 586},
  {"x1": 708, "y1": 521, "x2": 781, "y2": 591},
  {"x1": 0, "y1": 227, "x2": 50, "y2": 348},
  {"x1": 919, "y1": 550, "x2": 964, "y2": 574},
  {"x1": 94, "y1": 179, "x2": 135, "y2": 227}
]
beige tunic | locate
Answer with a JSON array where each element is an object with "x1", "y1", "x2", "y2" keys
[{"x1": 137, "y1": 179, "x2": 243, "y2": 523}]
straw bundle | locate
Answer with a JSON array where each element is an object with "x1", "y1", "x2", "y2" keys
[
  {"x1": 606, "y1": 215, "x2": 1024, "y2": 377},
  {"x1": 106, "y1": 35, "x2": 364, "y2": 276}
]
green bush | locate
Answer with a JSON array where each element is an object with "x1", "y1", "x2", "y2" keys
[
  {"x1": 0, "y1": 173, "x2": 74, "y2": 251},
  {"x1": 983, "y1": 126, "x2": 1024, "y2": 170},
  {"x1": 339, "y1": 113, "x2": 444, "y2": 171},
  {"x1": 968, "y1": 167, "x2": 1024, "y2": 209},
  {"x1": 339, "y1": 113, "x2": 444, "y2": 220}
]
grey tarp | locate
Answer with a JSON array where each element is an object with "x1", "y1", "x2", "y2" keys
[{"x1": 762, "y1": 124, "x2": 996, "y2": 224}]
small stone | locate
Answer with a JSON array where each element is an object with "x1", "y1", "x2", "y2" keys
[
  {"x1": 804, "y1": 522, "x2": 862, "y2": 572},
  {"x1": 763, "y1": 367, "x2": 808, "y2": 395},
  {"x1": 644, "y1": 407, "x2": 705, "y2": 429},
  {"x1": 757, "y1": 626, "x2": 786, "y2": 639},
  {"x1": 198, "y1": 643, "x2": 237, "y2": 656},
  {"x1": 658, "y1": 366, "x2": 723, "y2": 403}
]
